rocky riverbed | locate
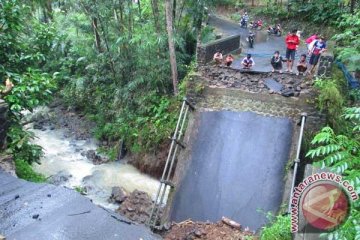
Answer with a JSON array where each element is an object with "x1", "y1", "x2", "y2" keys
[{"x1": 26, "y1": 103, "x2": 164, "y2": 216}]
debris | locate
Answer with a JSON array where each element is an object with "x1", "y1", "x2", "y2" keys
[
  {"x1": 68, "y1": 210, "x2": 91, "y2": 216},
  {"x1": 221, "y1": 217, "x2": 241, "y2": 230},
  {"x1": 164, "y1": 219, "x2": 255, "y2": 240}
]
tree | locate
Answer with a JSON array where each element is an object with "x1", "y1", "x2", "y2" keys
[{"x1": 165, "y1": 0, "x2": 179, "y2": 95}]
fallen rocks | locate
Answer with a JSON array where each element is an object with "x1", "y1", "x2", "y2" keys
[
  {"x1": 108, "y1": 187, "x2": 128, "y2": 204},
  {"x1": 116, "y1": 190, "x2": 157, "y2": 224},
  {"x1": 164, "y1": 219, "x2": 255, "y2": 240},
  {"x1": 48, "y1": 170, "x2": 72, "y2": 185},
  {"x1": 200, "y1": 66, "x2": 311, "y2": 97},
  {"x1": 83, "y1": 150, "x2": 109, "y2": 165}
]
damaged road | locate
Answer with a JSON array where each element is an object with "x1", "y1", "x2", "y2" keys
[{"x1": 0, "y1": 171, "x2": 160, "y2": 240}]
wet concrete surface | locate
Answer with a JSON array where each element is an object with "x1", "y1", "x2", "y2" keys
[
  {"x1": 208, "y1": 15, "x2": 307, "y2": 73},
  {"x1": 170, "y1": 111, "x2": 293, "y2": 230},
  {"x1": 0, "y1": 171, "x2": 160, "y2": 240}
]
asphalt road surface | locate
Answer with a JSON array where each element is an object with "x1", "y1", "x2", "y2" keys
[
  {"x1": 0, "y1": 171, "x2": 160, "y2": 240},
  {"x1": 170, "y1": 111, "x2": 293, "y2": 230},
  {"x1": 208, "y1": 15, "x2": 307, "y2": 72}
]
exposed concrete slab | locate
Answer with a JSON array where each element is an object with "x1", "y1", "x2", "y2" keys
[
  {"x1": 170, "y1": 111, "x2": 293, "y2": 230},
  {"x1": 0, "y1": 171, "x2": 161, "y2": 240}
]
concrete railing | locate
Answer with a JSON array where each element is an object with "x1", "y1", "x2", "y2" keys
[
  {"x1": 197, "y1": 34, "x2": 241, "y2": 65},
  {"x1": 0, "y1": 99, "x2": 9, "y2": 149}
]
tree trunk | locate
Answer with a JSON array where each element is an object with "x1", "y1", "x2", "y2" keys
[
  {"x1": 137, "y1": 0, "x2": 142, "y2": 19},
  {"x1": 165, "y1": 0, "x2": 178, "y2": 95},
  {"x1": 194, "y1": 1, "x2": 204, "y2": 64},
  {"x1": 92, "y1": 17, "x2": 103, "y2": 52},
  {"x1": 350, "y1": 0, "x2": 355, "y2": 14},
  {"x1": 172, "y1": 0, "x2": 176, "y2": 25},
  {"x1": 45, "y1": 0, "x2": 53, "y2": 20},
  {"x1": 151, "y1": 0, "x2": 161, "y2": 34}
]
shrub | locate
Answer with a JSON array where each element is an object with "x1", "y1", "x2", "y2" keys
[
  {"x1": 260, "y1": 213, "x2": 292, "y2": 240},
  {"x1": 15, "y1": 159, "x2": 46, "y2": 183},
  {"x1": 314, "y1": 78, "x2": 345, "y2": 129}
]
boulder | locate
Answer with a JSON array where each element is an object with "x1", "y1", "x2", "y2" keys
[
  {"x1": 84, "y1": 150, "x2": 109, "y2": 165},
  {"x1": 48, "y1": 170, "x2": 72, "y2": 185},
  {"x1": 108, "y1": 187, "x2": 128, "y2": 204}
]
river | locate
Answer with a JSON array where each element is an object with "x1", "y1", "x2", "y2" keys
[{"x1": 30, "y1": 124, "x2": 161, "y2": 211}]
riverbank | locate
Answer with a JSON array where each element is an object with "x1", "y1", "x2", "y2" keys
[
  {"x1": 23, "y1": 101, "x2": 164, "y2": 216},
  {"x1": 28, "y1": 99, "x2": 168, "y2": 179}
]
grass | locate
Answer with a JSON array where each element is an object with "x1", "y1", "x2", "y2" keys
[{"x1": 15, "y1": 159, "x2": 46, "y2": 183}]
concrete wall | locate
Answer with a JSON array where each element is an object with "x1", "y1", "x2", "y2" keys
[
  {"x1": 0, "y1": 99, "x2": 9, "y2": 150},
  {"x1": 197, "y1": 34, "x2": 241, "y2": 65},
  {"x1": 317, "y1": 53, "x2": 334, "y2": 78}
]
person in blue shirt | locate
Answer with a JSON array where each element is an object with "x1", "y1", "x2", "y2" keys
[{"x1": 308, "y1": 37, "x2": 327, "y2": 74}]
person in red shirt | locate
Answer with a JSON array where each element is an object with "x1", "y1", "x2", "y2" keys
[{"x1": 285, "y1": 29, "x2": 300, "y2": 73}]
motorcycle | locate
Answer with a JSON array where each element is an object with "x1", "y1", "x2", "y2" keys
[
  {"x1": 267, "y1": 25, "x2": 282, "y2": 36},
  {"x1": 247, "y1": 32, "x2": 255, "y2": 48},
  {"x1": 250, "y1": 20, "x2": 263, "y2": 30},
  {"x1": 240, "y1": 17, "x2": 248, "y2": 28}
]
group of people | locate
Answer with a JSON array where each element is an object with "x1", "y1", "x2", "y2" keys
[
  {"x1": 213, "y1": 52, "x2": 235, "y2": 67},
  {"x1": 266, "y1": 29, "x2": 326, "y2": 75},
  {"x1": 277, "y1": 29, "x2": 327, "y2": 74},
  {"x1": 213, "y1": 28, "x2": 327, "y2": 76}
]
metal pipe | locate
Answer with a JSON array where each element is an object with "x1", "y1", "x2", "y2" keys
[
  {"x1": 288, "y1": 113, "x2": 307, "y2": 212},
  {"x1": 148, "y1": 100, "x2": 186, "y2": 226},
  {"x1": 161, "y1": 100, "x2": 186, "y2": 181},
  {"x1": 166, "y1": 106, "x2": 189, "y2": 180},
  {"x1": 152, "y1": 105, "x2": 190, "y2": 227}
]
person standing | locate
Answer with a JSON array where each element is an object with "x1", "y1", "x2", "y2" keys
[
  {"x1": 305, "y1": 33, "x2": 319, "y2": 51},
  {"x1": 285, "y1": 29, "x2": 300, "y2": 73},
  {"x1": 308, "y1": 37, "x2": 327, "y2": 74}
]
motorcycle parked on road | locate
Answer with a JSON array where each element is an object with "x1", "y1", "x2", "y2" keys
[
  {"x1": 250, "y1": 19, "x2": 263, "y2": 30},
  {"x1": 240, "y1": 17, "x2": 248, "y2": 28},
  {"x1": 267, "y1": 25, "x2": 282, "y2": 36}
]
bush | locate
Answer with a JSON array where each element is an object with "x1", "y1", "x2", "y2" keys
[
  {"x1": 15, "y1": 159, "x2": 46, "y2": 183},
  {"x1": 306, "y1": 107, "x2": 360, "y2": 240},
  {"x1": 314, "y1": 78, "x2": 345, "y2": 129},
  {"x1": 260, "y1": 213, "x2": 292, "y2": 240}
]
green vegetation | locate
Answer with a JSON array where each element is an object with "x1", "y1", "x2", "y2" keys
[
  {"x1": 260, "y1": 213, "x2": 291, "y2": 240},
  {"x1": 306, "y1": 107, "x2": 360, "y2": 240},
  {"x1": 333, "y1": 10, "x2": 360, "y2": 72},
  {"x1": 0, "y1": 0, "x2": 216, "y2": 179},
  {"x1": 1, "y1": 1, "x2": 56, "y2": 179},
  {"x1": 14, "y1": 159, "x2": 46, "y2": 182},
  {"x1": 0, "y1": 0, "x2": 359, "y2": 238},
  {"x1": 74, "y1": 186, "x2": 87, "y2": 195}
]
